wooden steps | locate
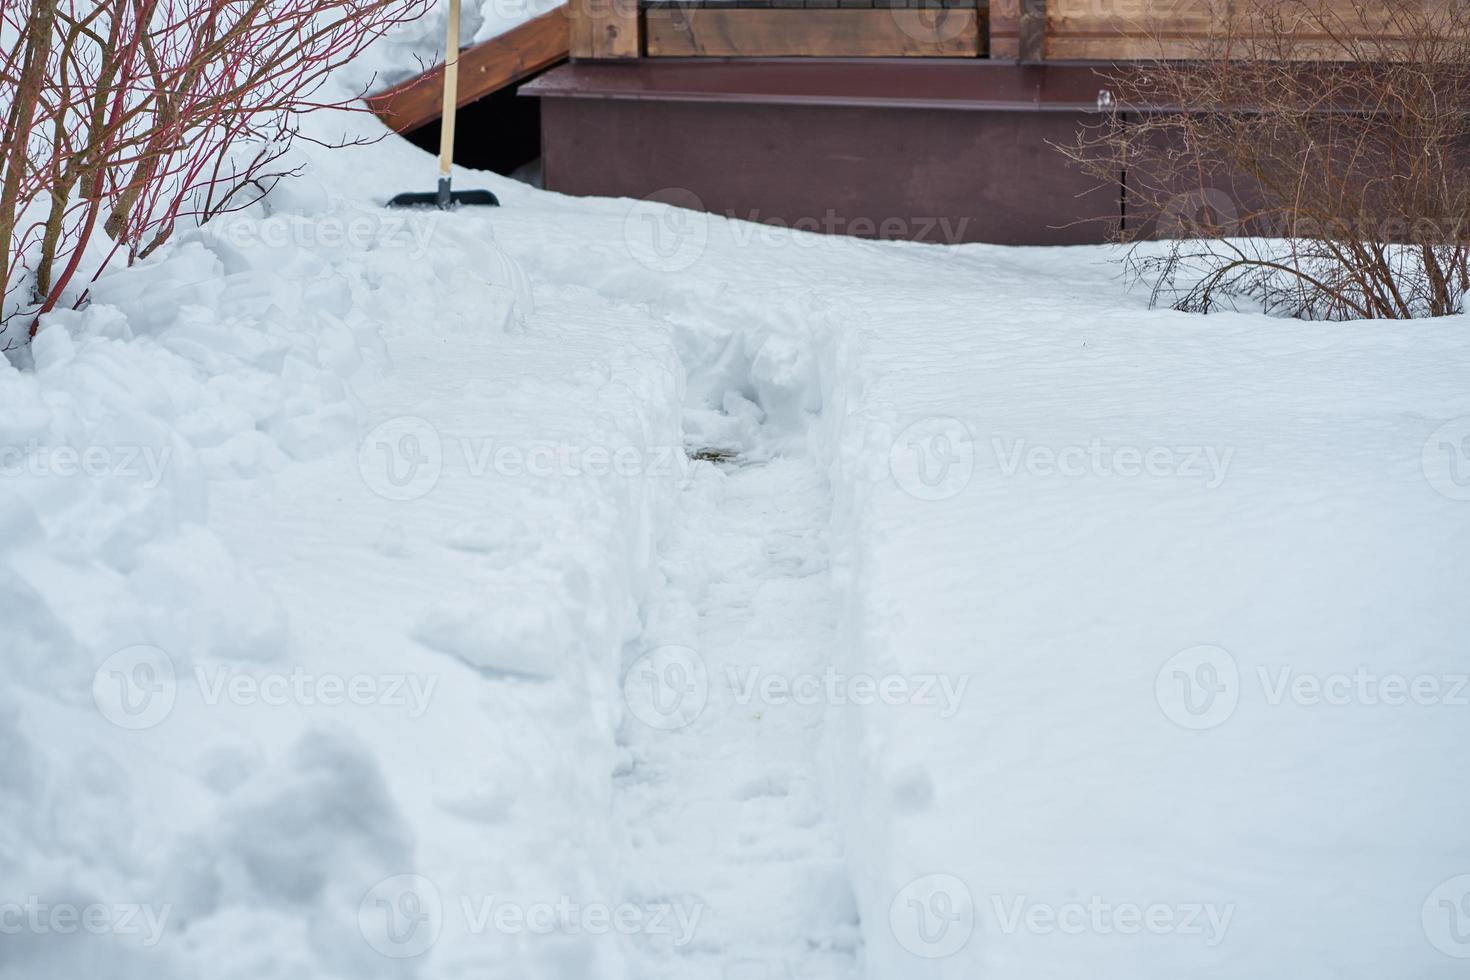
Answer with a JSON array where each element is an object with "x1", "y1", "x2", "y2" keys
[{"x1": 365, "y1": 6, "x2": 569, "y2": 134}]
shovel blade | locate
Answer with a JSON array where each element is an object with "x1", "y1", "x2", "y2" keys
[{"x1": 385, "y1": 189, "x2": 500, "y2": 210}]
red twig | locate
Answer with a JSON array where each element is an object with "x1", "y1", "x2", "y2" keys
[{"x1": 1, "y1": 0, "x2": 434, "y2": 345}]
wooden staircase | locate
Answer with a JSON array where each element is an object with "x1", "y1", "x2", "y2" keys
[{"x1": 365, "y1": 6, "x2": 570, "y2": 135}]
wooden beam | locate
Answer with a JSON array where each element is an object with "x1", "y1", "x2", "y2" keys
[
  {"x1": 645, "y1": 7, "x2": 980, "y2": 57},
  {"x1": 366, "y1": 6, "x2": 568, "y2": 134},
  {"x1": 1043, "y1": 0, "x2": 1434, "y2": 61},
  {"x1": 1017, "y1": 0, "x2": 1044, "y2": 62},
  {"x1": 570, "y1": 0, "x2": 640, "y2": 59},
  {"x1": 988, "y1": 0, "x2": 1019, "y2": 58}
]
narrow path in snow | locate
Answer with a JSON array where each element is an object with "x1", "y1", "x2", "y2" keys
[{"x1": 615, "y1": 447, "x2": 862, "y2": 980}]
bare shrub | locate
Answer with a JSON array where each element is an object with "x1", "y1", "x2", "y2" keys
[
  {"x1": 1063, "y1": 0, "x2": 1470, "y2": 320},
  {"x1": 0, "y1": 0, "x2": 433, "y2": 349}
]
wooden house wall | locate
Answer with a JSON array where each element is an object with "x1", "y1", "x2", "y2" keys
[{"x1": 569, "y1": 0, "x2": 1449, "y2": 62}]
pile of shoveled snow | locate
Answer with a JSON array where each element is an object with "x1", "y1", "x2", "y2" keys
[
  {"x1": 0, "y1": 118, "x2": 847, "y2": 976},
  {"x1": 0, "y1": 145, "x2": 545, "y2": 979}
]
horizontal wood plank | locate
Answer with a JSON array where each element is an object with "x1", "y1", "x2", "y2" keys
[
  {"x1": 987, "y1": 0, "x2": 1022, "y2": 58},
  {"x1": 366, "y1": 6, "x2": 568, "y2": 133},
  {"x1": 645, "y1": 7, "x2": 980, "y2": 56},
  {"x1": 570, "y1": 0, "x2": 641, "y2": 58},
  {"x1": 642, "y1": 0, "x2": 979, "y2": 7},
  {"x1": 1044, "y1": 0, "x2": 1443, "y2": 60},
  {"x1": 1018, "y1": 0, "x2": 1045, "y2": 61}
]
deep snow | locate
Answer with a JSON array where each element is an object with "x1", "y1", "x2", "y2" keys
[{"x1": 3, "y1": 45, "x2": 1470, "y2": 980}]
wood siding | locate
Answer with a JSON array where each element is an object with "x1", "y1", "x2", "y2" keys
[
  {"x1": 1044, "y1": 0, "x2": 1439, "y2": 60},
  {"x1": 570, "y1": 0, "x2": 641, "y2": 58},
  {"x1": 645, "y1": 6, "x2": 980, "y2": 57}
]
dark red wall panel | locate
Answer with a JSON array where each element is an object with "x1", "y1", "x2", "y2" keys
[{"x1": 526, "y1": 61, "x2": 1122, "y2": 246}]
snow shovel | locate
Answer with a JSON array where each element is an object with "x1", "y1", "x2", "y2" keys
[{"x1": 387, "y1": 0, "x2": 500, "y2": 210}]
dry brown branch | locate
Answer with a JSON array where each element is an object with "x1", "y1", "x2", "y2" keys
[{"x1": 1061, "y1": 0, "x2": 1470, "y2": 320}]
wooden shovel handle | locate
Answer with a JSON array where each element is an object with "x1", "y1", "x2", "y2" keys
[{"x1": 439, "y1": 0, "x2": 461, "y2": 180}]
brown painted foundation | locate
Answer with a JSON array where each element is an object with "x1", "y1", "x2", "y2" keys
[{"x1": 521, "y1": 59, "x2": 1126, "y2": 246}]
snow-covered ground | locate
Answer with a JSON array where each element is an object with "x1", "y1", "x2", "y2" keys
[
  {"x1": 3, "y1": 57, "x2": 1470, "y2": 980},
  {"x1": 814, "y1": 247, "x2": 1470, "y2": 980}
]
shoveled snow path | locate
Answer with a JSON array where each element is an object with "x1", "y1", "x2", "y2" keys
[
  {"x1": 196, "y1": 187, "x2": 864, "y2": 975},
  {"x1": 616, "y1": 449, "x2": 862, "y2": 980}
]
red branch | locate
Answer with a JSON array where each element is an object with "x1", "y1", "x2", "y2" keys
[{"x1": 0, "y1": 0, "x2": 434, "y2": 345}]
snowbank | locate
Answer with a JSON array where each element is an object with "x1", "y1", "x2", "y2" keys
[
  {"x1": 809, "y1": 247, "x2": 1470, "y2": 979},
  {"x1": 0, "y1": 130, "x2": 672, "y2": 980}
]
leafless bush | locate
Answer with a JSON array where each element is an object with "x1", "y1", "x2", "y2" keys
[
  {"x1": 1063, "y1": 0, "x2": 1470, "y2": 320},
  {"x1": 0, "y1": 0, "x2": 434, "y2": 349}
]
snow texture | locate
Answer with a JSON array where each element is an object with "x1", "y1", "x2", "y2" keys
[{"x1": 2, "y1": 53, "x2": 1469, "y2": 980}]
